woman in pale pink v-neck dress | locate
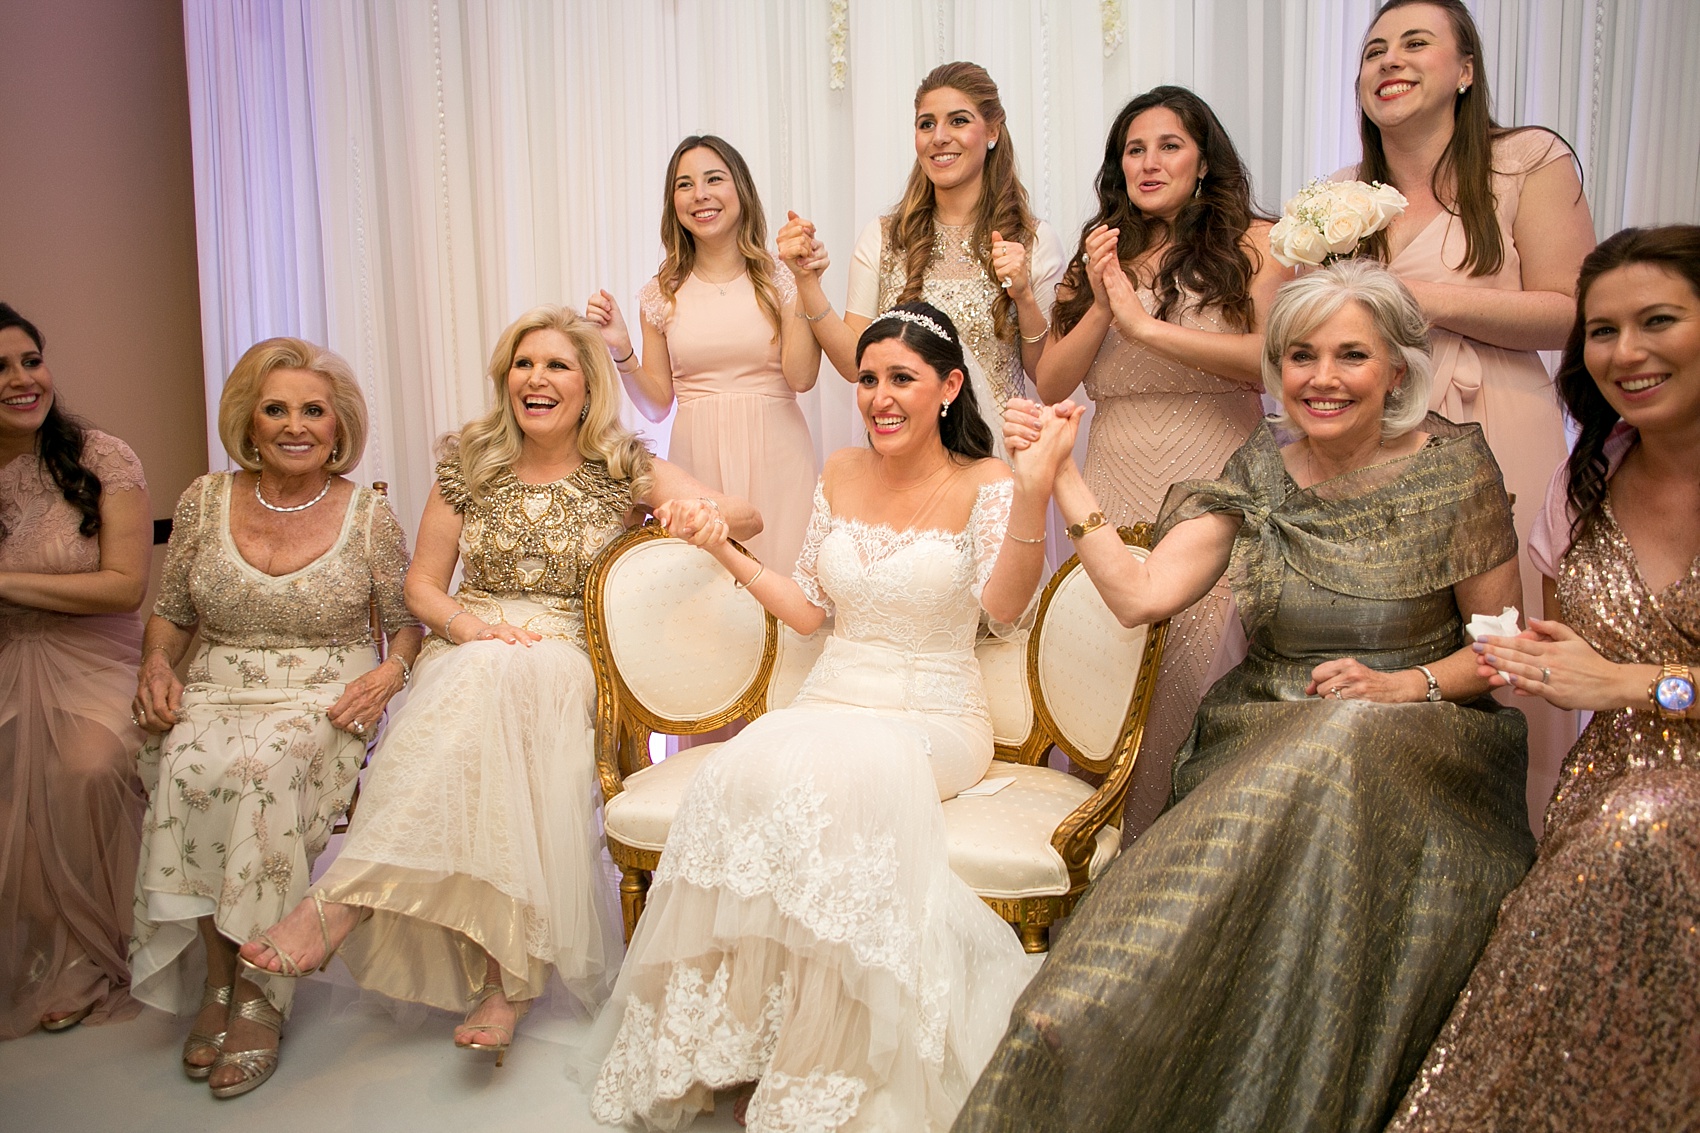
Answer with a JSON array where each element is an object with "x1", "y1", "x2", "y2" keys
[{"x1": 1345, "y1": 0, "x2": 1597, "y2": 830}]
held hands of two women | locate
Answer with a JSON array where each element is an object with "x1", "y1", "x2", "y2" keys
[
  {"x1": 655, "y1": 497, "x2": 730, "y2": 551},
  {"x1": 1476, "y1": 619, "x2": 1638, "y2": 711},
  {"x1": 1002, "y1": 398, "x2": 1085, "y2": 494},
  {"x1": 776, "y1": 212, "x2": 831, "y2": 281}
]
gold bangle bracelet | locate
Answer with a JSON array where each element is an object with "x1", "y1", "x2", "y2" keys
[
  {"x1": 1019, "y1": 319, "x2": 1051, "y2": 344},
  {"x1": 734, "y1": 563, "x2": 766, "y2": 590},
  {"x1": 1008, "y1": 532, "x2": 1046, "y2": 545}
]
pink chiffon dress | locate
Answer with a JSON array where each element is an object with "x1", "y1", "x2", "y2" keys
[
  {"x1": 639, "y1": 264, "x2": 817, "y2": 574},
  {"x1": 1346, "y1": 128, "x2": 1582, "y2": 829},
  {"x1": 0, "y1": 431, "x2": 148, "y2": 1037}
]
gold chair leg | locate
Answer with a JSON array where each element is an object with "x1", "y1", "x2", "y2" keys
[
  {"x1": 1018, "y1": 920, "x2": 1050, "y2": 954},
  {"x1": 618, "y1": 865, "x2": 650, "y2": 944}
]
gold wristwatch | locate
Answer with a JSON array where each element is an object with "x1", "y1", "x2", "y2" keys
[
  {"x1": 1649, "y1": 661, "x2": 1695, "y2": 718},
  {"x1": 1066, "y1": 511, "x2": 1108, "y2": 541}
]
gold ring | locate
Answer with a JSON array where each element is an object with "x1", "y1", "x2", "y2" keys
[{"x1": 1332, "y1": 687, "x2": 1345, "y2": 699}]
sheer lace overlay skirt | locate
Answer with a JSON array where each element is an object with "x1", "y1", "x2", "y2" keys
[
  {"x1": 322, "y1": 597, "x2": 621, "y2": 1013},
  {"x1": 588, "y1": 705, "x2": 1037, "y2": 1132}
]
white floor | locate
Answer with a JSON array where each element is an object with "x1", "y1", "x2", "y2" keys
[{"x1": 1, "y1": 965, "x2": 740, "y2": 1133}]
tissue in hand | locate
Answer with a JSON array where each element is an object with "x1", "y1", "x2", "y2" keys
[
  {"x1": 1464, "y1": 606, "x2": 1521, "y2": 643},
  {"x1": 1464, "y1": 606, "x2": 1521, "y2": 680}
]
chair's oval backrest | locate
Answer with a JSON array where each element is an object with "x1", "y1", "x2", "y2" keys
[
  {"x1": 597, "y1": 530, "x2": 771, "y2": 728},
  {"x1": 975, "y1": 634, "x2": 1033, "y2": 750},
  {"x1": 1033, "y1": 544, "x2": 1152, "y2": 770}
]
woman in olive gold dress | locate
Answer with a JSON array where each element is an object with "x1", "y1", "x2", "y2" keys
[{"x1": 955, "y1": 261, "x2": 1535, "y2": 1133}]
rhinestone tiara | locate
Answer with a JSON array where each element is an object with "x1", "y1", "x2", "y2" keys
[{"x1": 871, "y1": 308, "x2": 952, "y2": 343}]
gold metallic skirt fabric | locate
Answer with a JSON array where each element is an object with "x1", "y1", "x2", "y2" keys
[{"x1": 954, "y1": 416, "x2": 1535, "y2": 1133}]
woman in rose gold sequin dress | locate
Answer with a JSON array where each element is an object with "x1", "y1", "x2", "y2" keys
[
  {"x1": 0, "y1": 304, "x2": 151, "y2": 1039},
  {"x1": 1034, "y1": 87, "x2": 1290, "y2": 837},
  {"x1": 1388, "y1": 227, "x2": 1700, "y2": 1130}
]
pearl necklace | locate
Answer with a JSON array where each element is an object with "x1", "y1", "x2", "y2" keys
[{"x1": 254, "y1": 475, "x2": 331, "y2": 513}]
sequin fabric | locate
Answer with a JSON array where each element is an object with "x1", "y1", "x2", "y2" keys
[
  {"x1": 1081, "y1": 293, "x2": 1265, "y2": 838},
  {"x1": 1387, "y1": 494, "x2": 1700, "y2": 1132},
  {"x1": 876, "y1": 221, "x2": 1021, "y2": 409},
  {"x1": 953, "y1": 415, "x2": 1534, "y2": 1133},
  {"x1": 428, "y1": 450, "x2": 632, "y2": 654}
]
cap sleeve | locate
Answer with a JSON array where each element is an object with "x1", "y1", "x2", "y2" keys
[
  {"x1": 84, "y1": 430, "x2": 147, "y2": 494},
  {"x1": 790, "y1": 480, "x2": 835, "y2": 615},
  {"x1": 362, "y1": 488, "x2": 418, "y2": 635},
  {"x1": 152, "y1": 474, "x2": 213, "y2": 626},
  {"x1": 844, "y1": 219, "x2": 884, "y2": 319},
  {"x1": 1028, "y1": 220, "x2": 1067, "y2": 323},
  {"x1": 637, "y1": 277, "x2": 671, "y2": 331},
  {"x1": 435, "y1": 448, "x2": 471, "y2": 513}
]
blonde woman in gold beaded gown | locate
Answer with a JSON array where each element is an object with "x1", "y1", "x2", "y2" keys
[
  {"x1": 778, "y1": 62, "x2": 1065, "y2": 458},
  {"x1": 1387, "y1": 228, "x2": 1700, "y2": 1131},
  {"x1": 130, "y1": 339, "x2": 422, "y2": 1097},
  {"x1": 955, "y1": 262, "x2": 1535, "y2": 1133},
  {"x1": 239, "y1": 306, "x2": 758, "y2": 1068},
  {"x1": 1035, "y1": 87, "x2": 1290, "y2": 838}
]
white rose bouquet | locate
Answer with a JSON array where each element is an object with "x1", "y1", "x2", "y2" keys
[{"x1": 1268, "y1": 178, "x2": 1408, "y2": 268}]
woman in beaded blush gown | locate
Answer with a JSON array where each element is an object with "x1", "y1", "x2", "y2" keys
[
  {"x1": 1034, "y1": 86, "x2": 1290, "y2": 838},
  {"x1": 778, "y1": 61, "x2": 1066, "y2": 458},
  {"x1": 240, "y1": 306, "x2": 757, "y2": 1067},
  {"x1": 1386, "y1": 227, "x2": 1700, "y2": 1131},
  {"x1": 129, "y1": 338, "x2": 421, "y2": 1096},
  {"x1": 1347, "y1": 0, "x2": 1597, "y2": 826},
  {"x1": 956, "y1": 262, "x2": 1534, "y2": 1133},
  {"x1": 586, "y1": 134, "x2": 821, "y2": 574},
  {"x1": 0, "y1": 303, "x2": 151, "y2": 1038},
  {"x1": 587, "y1": 303, "x2": 1056, "y2": 1132}
]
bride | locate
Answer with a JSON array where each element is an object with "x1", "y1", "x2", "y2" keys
[{"x1": 588, "y1": 301, "x2": 1061, "y2": 1131}]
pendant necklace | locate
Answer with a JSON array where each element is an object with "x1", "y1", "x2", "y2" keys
[{"x1": 255, "y1": 475, "x2": 331, "y2": 513}]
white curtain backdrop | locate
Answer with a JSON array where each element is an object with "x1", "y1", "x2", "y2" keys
[{"x1": 182, "y1": 0, "x2": 1700, "y2": 530}]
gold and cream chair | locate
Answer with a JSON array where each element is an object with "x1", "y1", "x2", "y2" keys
[
  {"x1": 587, "y1": 522, "x2": 1167, "y2": 952},
  {"x1": 585, "y1": 522, "x2": 804, "y2": 940},
  {"x1": 940, "y1": 525, "x2": 1169, "y2": 951}
]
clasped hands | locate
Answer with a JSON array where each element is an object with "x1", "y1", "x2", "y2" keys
[
  {"x1": 1474, "y1": 618, "x2": 1620, "y2": 711},
  {"x1": 1081, "y1": 223, "x2": 1158, "y2": 343},
  {"x1": 1002, "y1": 398, "x2": 1087, "y2": 490}
]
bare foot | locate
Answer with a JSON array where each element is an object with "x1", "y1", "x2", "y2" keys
[
  {"x1": 238, "y1": 895, "x2": 362, "y2": 974},
  {"x1": 207, "y1": 979, "x2": 277, "y2": 1092},
  {"x1": 455, "y1": 991, "x2": 519, "y2": 1049}
]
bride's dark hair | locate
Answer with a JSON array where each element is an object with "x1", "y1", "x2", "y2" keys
[{"x1": 855, "y1": 302, "x2": 994, "y2": 462}]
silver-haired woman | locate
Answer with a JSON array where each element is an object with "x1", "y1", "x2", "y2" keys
[
  {"x1": 954, "y1": 260, "x2": 1536, "y2": 1133},
  {"x1": 239, "y1": 306, "x2": 758, "y2": 1071}
]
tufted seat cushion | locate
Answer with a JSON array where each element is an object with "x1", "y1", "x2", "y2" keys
[
  {"x1": 943, "y1": 764, "x2": 1121, "y2": 900},
  {"x1": 604, "y1": 747, "x2": 717, "y2": 854}
]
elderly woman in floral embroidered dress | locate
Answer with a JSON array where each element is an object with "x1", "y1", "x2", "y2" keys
[{"x1": 129, "y1": 338, "x2": 422, "y2": 1098}]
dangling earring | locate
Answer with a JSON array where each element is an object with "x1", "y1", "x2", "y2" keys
[
  {"x1": 1194, "y1": 179, "x2": 1203, "y2": 199},
  {"x1": 940, "y1": 399, "x2": 951, "y2": 419},
  {"x1": 330, "y1": 442, "x2": 342, "y2": 463},
  {"x1": 578, "y1": 402, "x2": 589, "y2": 424}
]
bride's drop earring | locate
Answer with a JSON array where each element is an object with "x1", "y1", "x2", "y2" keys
[{"x1": 940, "y1": 399, "x2": 951, "y2": 418}]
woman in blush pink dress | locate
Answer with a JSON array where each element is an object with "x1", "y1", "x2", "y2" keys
[
  {"x1": 586, "y1": 134, "x2": 820, "y2": 574},
  {"x1": 1347, "y1": 0, "x2": 1596, "y2": 829},
  {"x1": 0, "y1": 303, "x2": 151, "y2": 1038}
]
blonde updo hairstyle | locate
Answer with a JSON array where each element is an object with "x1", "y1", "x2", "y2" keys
[
  {"x1": 1261, "y1": 259, "x2": 1433, "y2": 440},
  {"x1": 218, "y1": 336, "x2": 369, "y2": 474},
  {"x1": 452, "y1": 304, "x2": 653, "y2": 502}
]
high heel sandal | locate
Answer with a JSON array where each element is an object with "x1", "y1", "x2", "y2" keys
[
  {"x1": 207, "y1": 993, "x2": 284, "y2": 1099},
  {"x1": 39, "y1": 1002, "x2": 96, "y2": 1033},
  {"x1": 453, "y1": 978, "x2": 529, "y2": 1068},
  {"x1": 182, "y1": 982, "x2": 234, "y2": 1080},
  {"x1": 238, "y1": 891, "x2": 337, "y2": 979}
]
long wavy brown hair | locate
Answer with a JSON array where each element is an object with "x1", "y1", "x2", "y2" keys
[
  {"x1": 1052, "y1": 86, "x2": 1267, "y2": 337},
  {"x1": 1556, "y1": 225, "x2": 1700, "y2": 543},
  {"x1": 655, "y1": 135, "x2": 783, "y2": 341},
  {"x1": 886, "y1": 62, "x2": 1036, "y2": 344},
  {"x1": 1355, "y1": 0, "x2": 1571, "y2": 277}
]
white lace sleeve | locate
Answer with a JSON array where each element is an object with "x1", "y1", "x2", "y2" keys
[
  {"x1": 968, "y1": 478, "x2": 1035, "y2": 638},
  {"x1": 637, "y1": 277, "x2": 671, "y2": 331},
  {"x1": 791, "y1": 480, "x2": 834, "y2": 615},
  {"x1": 771, "y1": 259, "x2": 797, "y2": 307}
]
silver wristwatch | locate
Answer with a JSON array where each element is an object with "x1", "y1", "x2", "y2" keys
[{"x1": 1416, "y1": 665, "x2": 1442, "y2": 702}]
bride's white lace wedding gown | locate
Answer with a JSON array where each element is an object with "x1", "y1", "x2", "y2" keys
[{"x1": 589, "y1": 477, "x2": 1039, "y2": 1132}]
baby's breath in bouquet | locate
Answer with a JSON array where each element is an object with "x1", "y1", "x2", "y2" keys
[{"x1": 1268, "y1": 179, "x2": 1408, "y2": 268}]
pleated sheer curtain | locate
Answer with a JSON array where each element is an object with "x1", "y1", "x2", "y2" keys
[{"x1": 183, "y1": 0, "x2": 1700, "y2": 528}]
